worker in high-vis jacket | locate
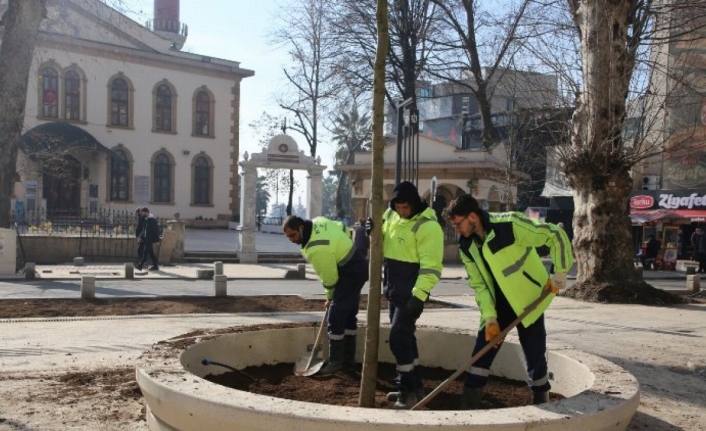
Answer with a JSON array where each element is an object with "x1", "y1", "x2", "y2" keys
[
  {"x1": 443, "y1": 194, "x2": 574, "y2": 409},
  {"x1": 366, "y1": 181, "x2": 444, "y2": 409},
  {"x1": 283, "y1": 215, "x2": 368, "y2": 375}
]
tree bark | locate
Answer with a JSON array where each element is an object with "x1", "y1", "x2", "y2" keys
[
  {"x1": 359, "y1": 0, "x2": 388, "y2": 408},
  {"x1": 566, "y1": 1, "x2": 641, "y2": 289},
  {"x1": 0, "y1": 0, "x2": 47, "y2": 227}
]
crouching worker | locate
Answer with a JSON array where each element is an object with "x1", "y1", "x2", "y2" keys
[
  {"x1": 443, "y1": 194, "x2": 573, "y2": 409},
  {"x1": 283, "y1": 215, "x2": 369, "y2": 375}
]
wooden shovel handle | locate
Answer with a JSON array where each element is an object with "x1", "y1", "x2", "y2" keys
[{"x1": 411, "y1": 289, "x2": 552, "y2": 410}]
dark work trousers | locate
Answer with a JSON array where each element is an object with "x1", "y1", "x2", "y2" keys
[
  {"x1": 384, "y1": 259, "x2": 422, "y2": 391},
  {"x1": 135, "y1": 241, "x2": 145, "y2": 265},
  {"x1": 464, "y1": 284, "x2": 550, "y2": 392},
  {"x1": 327, "y1": 251, "x2": 368, "y2": 340},
  {"x1": 139, "y1": 240, "x2": 158, "y2": 268}
]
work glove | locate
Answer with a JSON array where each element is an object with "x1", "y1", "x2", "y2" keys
[
  {"x1": 365, "y1": 217, "x2": 373, "y2": 236},
  {"x1": 545, "y1": 272, "x2": 567, "y2": 294},
  {"x1": 405, "y1": 296, "x2": 425, "y2": 320},
  {"x1": 484, "y1": 317, "x2": 503, "y2": 348},
  {"x1": 324, "y1": 286, "x2": 335, "y2": 301}
]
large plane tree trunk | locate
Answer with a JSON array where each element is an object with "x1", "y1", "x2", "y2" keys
[
  {"x1": 0, "y1": 0, "x2": 47, "y2": 227},
  {"x1": 564, "y1": 0, "x2": 678, "y2": 304}
]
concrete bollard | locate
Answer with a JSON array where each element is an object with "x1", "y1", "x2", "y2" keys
[
  {"x1": 634, "y1": 266, "x2": 643, "y2": 279},
  {"x1": 73, "y1": 257, "x2": 84, "y2": 266},
  {"x1": 81, "y1": 275, "x2": 96, "y2": 299},
  {"x1": 24, "y1": 262, "x2": 36, "y2": 280},
  {"x1": 686, "y1": 274, "x2": 700, "y2": 294},
  {"x1": 214, "y1": 261, "x2": 223, "y2": 276},
  {"x1": 297, "y1": 264, "x2": 306, "y2": 279},
  {"x1": 214, "y1": 274, "x2": 228, "y2": 297},
  {"x1": 197, "y1": 269, "x2": 215, "y2": 280},
  {"x1": 125, "y1": 262, "x2": 134, "y2": 279}
]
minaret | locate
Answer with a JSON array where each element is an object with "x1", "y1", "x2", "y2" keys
[{"x1": 152, "y1": 0, "x2": 187, "y2": 50}]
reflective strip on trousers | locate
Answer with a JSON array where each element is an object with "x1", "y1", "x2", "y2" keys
[{"x1": 467, "y1": 366, "x2": 490, "y2": 377}]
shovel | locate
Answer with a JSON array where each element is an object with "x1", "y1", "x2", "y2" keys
[
  {"x1": 294, "y1": 303, "x2": 330, "y2": 376},
  {"x1": 411, "y1": 288, "x2": 553, "y2": 410}
]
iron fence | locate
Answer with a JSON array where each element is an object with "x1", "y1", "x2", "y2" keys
[{"x1": 13, "y1": 206, "x2": 168, "y2": 265}]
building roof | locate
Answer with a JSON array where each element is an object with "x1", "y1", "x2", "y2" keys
[{"x1": 18, "y1": 121, "x2": 114, "y2": 156}]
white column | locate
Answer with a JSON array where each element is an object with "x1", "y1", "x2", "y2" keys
[
  {"x1": 239, "y1": 162, "x2": 258, "y2": 263},
  {"x1": 307, "y1": 167, "x2": 325, "y2": 219}
]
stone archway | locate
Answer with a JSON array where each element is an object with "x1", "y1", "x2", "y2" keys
[{"x1": 238, "y1": 134, "x2": 326, "y2": 263}]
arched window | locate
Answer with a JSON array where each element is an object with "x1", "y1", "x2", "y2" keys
[
  {"x1": 110, "y1": 149, "x2": 130, "y2": 201},
  {"x1": 64, "y1": 70, "x2": 81, "y2": 121},
  {"x1": 193, "y1": 156, "x2": 211, "y2": 205},
  {"x1": 153, "y1": 153, "x2": 172, "y2": 203},
  {"x1": 42, "y1": 67, "x2": 59, "y2": 118},
  {"x1": 155, "y1": 84, "x2": 172, "y2": 131},
  {"x1": 194, "y1": 90, "x2": 211, "y2": 136},
  {"x1": 110, "y1": 78, "x2": 129, "y2": 126}
]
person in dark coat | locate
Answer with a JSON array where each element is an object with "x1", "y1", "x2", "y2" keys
[
  {"x1": 353, "y1": 218, "x2": 370, "y2": 260},
  {"x1": 641, "y1": 235, "x2": 661, "y2": 270},
  {"x1": 134, "y1": 207, "x2": 146, "y2": 267},
  {"x1": 137, "y1": 207, "x2": 161, "y2": 271}
]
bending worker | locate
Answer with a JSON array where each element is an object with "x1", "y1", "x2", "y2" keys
[
  {"x1": 368, "y1": 181, "x2": 443, "y2": 409},
  {"x1": 443, "y1": 194, "x2": 573, "y2": 409},
  {"x1": 283, "y1": 215, "x2": 369, "y2": 375}
]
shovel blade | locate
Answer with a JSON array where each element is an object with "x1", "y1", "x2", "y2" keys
[{"x1": 293, "y1": 354, "x2": 325, "y2": 376}]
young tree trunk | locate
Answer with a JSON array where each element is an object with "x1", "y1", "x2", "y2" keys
[
  {"x1": 0, "y1": 0, "x2": 47, "y2": 227},
  {"x1": 359, "y1": 0, "x2": 388, "y2": 408}
]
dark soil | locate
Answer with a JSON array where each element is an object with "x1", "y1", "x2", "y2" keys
[
  {"x1": 204, "y1": 361, "x2": 563, "y2": 410},
  {"x1": 0, "y1": 294, "x2": 449, "y2": 319}
]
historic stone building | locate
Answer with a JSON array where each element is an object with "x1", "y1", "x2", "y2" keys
[{"x1": 5, "y1": 0, "x2": 253, "y2": 221}]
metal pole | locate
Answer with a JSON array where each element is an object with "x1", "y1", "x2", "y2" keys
[{"x1": 395, "y1": 104, "x2": 404, "y2": 185}]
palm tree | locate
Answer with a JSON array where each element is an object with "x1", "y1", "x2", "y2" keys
[
  {"x1": 255, "y1": 175, "x2": 271, "y2": 225},
  {"x1": 331, "y1": 104, "x2": 372, "y2": 216}
]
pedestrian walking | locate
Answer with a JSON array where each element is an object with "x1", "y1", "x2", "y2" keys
[
  {"x1": 134, "y1": 207, "x2": 146, "y2": 267},
  {"x1": 283, "y1": 215, "x2": 369, "y2": 374},
  {"x1": 137, "y1": 207, "x2": 161, "y2": 271},
  {"x1": 443, "y1": 194, "x2": 574, "y2": 409},
  {"x1": 691, "y1": 228, "x2": 702, "y2": 262},
  {"x1": 366, "y1": 181, "x2": 444, "y2": 409}
]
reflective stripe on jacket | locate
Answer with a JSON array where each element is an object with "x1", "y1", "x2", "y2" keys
[
  {"x1": 459, "y1": 211, "x2": 574, "y2": 328},
  {"x1": 382, "y1": 207, "x2": 444, "y2": 301},
  {"x1": 302, "y1": 217, "x2": 357, "y2": 289}
]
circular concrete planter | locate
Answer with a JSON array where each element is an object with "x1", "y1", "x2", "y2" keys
[{"x1": 137, "y1": 326, "x2": 639, "y2": 431}]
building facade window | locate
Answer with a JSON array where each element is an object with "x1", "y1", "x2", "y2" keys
[
  {"x1": 64, "y1": 70, "x2": 81, "y2": 121},
  {"x1": 192, "y1": 155, "x2": 212, "y2": 205},
  {"x1": 193, "y1": 88, "x2": 214, "y2": 137},
  {"x1": 155, "y1": 84, "x2": 173, "y2": 132},
  {"x1": 152, "y1": 153, "x2": 172, "y2": 203},
  {"x1": 42, "y1": 67, "x2": 59, "y2": 118},
  {"x1": 109, "y1": 149, "x2": 130, "y2": 201},
  {"x1": 110, "y1": 77, "x2": 129, "y2": 127}
]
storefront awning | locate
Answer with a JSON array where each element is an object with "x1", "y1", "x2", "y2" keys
[
  {"x1": 630, "y1": 209, "x2": 683, "y2": 224},
  {"x1": 673, "y1": 210, "x2": 706, "y2": 222},
  {"x1": 630, "y1": 209, "x2": 706, "y2": 224}
]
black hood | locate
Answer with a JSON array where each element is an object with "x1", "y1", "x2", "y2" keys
[{"x1": 389, "y1": 181, "x2": 428, "y2": 217}]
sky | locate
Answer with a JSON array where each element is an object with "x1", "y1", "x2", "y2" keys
[{"x1": 122, "y1": 0, "x2": 333, "y2": 206}]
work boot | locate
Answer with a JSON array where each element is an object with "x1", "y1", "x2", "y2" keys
[
  {"x1": 386, "y1": 387, "x2": 425, "y2": 402},
  {"x1": 317, "y1": 339, "x2": 344, "y2": 376},
  {"x1": 531, "y1": 390, "x2": 550, "y2": 405},
  {"x1": 459, "y1": 386, "x2": 483, "y2": 410},
  {"x1": 391, "y1": 390, "x2": 418, "y2": 409},
  {"x1": 342, "y1": 335, "x2": 357, "y2": 369}
]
